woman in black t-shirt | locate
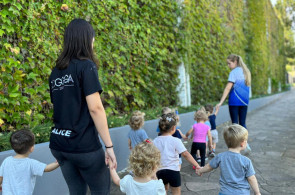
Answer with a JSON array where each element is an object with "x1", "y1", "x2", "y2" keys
[{"x1": 49, "y1": 19, "x2": 117, "y2": 195}]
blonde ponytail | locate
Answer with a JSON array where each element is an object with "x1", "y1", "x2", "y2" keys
[{"x1": 227, "y1": 54, "x2": 251, "y2": 86}]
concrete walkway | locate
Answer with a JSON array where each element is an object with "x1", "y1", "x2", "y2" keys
[{"x1": 110, "y1": 89, "x2": 295, "y2": 195}]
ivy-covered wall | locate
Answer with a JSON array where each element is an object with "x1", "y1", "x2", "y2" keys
[
  {"x1": 246, "y1": 0, "x2": 285, "y2": 94},
  {"x1": 0, "y1": 0, "x2": 286, "y2": 131}
]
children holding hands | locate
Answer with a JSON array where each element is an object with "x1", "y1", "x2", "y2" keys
[
  {"x1": 197, "y1": 124, "x2": 261, "y2": 195},
  {"x1": 154, "y1": 112, "x2": 200, "y2": 195}
]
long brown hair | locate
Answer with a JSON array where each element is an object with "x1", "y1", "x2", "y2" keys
[
  {"x1": 56, "y1": 19, "x2": 98, "y2": 70},
  {"x1": 227, "y1": 54, "x2": 251, "y2": 86}
]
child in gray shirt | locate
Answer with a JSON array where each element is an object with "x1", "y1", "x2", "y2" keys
[
  {"x1": 197, "y1": 124, "x2": 260, "y2": 195},
  {"x1": 0, "y1": 130, "x2": 59, "y2": 195}
]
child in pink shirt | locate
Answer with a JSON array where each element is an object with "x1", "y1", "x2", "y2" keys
[{"x1": 186, "y1": 109, "x2": 212, "y2": 167}]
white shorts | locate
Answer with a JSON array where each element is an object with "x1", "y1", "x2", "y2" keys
[{"x1": 211, "y1": 129, "x2": 218, "y2": 143}]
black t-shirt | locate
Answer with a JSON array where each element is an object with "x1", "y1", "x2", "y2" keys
[
  {"x1": 208, "y1": 114, "x2": 216, "y2": 130},
  {"x1": 49, "y1": 59, "x2": 103, "y2": 153}
]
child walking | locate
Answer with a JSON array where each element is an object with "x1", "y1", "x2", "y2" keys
[
  {"x1": 128, "y1": 111, "x2": 148, "y2": 150},
  {"x1": 197, "y1": 124, "x2": 261, "y2": 195},
  {"x1": 205, "y1": 104, "x2": 220, "y2": 157},
  {"x1": 154, "y1": 113, "x2": 200, "y2": 195},
  {"x1": 156, "y1": 107, "x2": 187, "y2": 169},
  {"x1": 0, "y1": 130, "x2": 59, "y2": 195},
  {"x1": 186, "y1": 109, "x2": 212, "y2": 167},
  {"x1": 108, "y1": 140, "x2": 165, "y2": 195}
]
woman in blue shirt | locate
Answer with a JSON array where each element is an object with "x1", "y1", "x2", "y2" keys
[{"x1": 216, "y1": 54, "x2": 251, "y2": 149}]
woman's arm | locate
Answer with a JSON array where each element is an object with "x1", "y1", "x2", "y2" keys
[
  {"x1": 216, "y1": 82, "x2": 234, "y2": 108},
  {"x1": 86, "y1": 92, "x2": 117, "y2": 169}
]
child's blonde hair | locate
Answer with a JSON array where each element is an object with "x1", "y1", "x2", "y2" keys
[
  {"x1": 194, "y1": 107, "x2": 208, "y2": 121},
  {"x1": 129, "y1": 111, "x2": 145, "y2": 130},
  {"x1": 227, "y1": 54, "x2": 251, "y2": 86},
  {"x1": 223, "y1": 124, "x2": 248, "y2": 148},
  {"x1": 159, "y1": 112, "x2": 177, "y2": 133},
  {"x1": 161, "y1": 107, "x2": 172, "y2": 115},
  {"x1": 129, "y1": 139, "x2": 161, "y2": 177}
]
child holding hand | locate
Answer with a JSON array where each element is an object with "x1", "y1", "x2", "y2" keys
[
  {"x1": 205, "y1": 104, "x2": 220, "y2": 157},
  {"x1": 108, "y1": 140, "x2": 165, "y2": 195},
  {"x1": 154, "y1": 112, "x2": 200, "y2": 195},
  {"x1": 0, "y1": 130, "x2": 59, "y2": 195},
  {"x1": 186, "y1": 109, "x2": 213, "y2": 167},
  {"x1": 197, "y1": 124, "x2": 261, "y2": 195}
]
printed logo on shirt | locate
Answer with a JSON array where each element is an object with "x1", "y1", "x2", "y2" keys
[
  {"x1": 51, "y1": 74, "x2": 74, "y2": 92},
  {"x1": 51, "y1": 127, "x2": 72, "y2": 137}
]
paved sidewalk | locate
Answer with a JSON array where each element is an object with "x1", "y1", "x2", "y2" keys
[{"x1": 110, "y1": 89, "x2": 295, "y2": 195}]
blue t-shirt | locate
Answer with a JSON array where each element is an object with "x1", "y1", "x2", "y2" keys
[
  {"x1": 208, "y1": 114, "x2": 216, "y2": 130},
  {"x1": 209, "y1": 151, "x2": 255, "y2": 195},
  {"x1": 128, "y1": 129, "x2": 148, "y2": 148},
  {"x1": 228, "y1": 67, "x2": 250, "y2": 106}
]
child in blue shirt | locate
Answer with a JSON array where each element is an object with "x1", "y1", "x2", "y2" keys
[
  {"x1": 128, "y1": 111, "x2": 148, "y2": 150},
  {"x1": 197, "y1": 124, "x2": 260, "y2": 195},
  {"x1": 205, "y1": 104, "x2": 220, "y2": 157}
]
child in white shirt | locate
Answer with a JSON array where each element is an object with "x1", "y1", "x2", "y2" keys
[
  {"x1": 0, "y1": 130, "x2": 59, "y2": 195},
  {"x1": 108, "y1": 139, "x2": 165, "y2": 195},
  {"x1": 154, "y1": 112, "x2": 200, "y2": 195}
]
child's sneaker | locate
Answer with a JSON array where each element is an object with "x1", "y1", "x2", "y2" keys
[
  {"x1": 209, "y1": 151, "x2": 216, "y2": 157},
  {"x1": 197, "y1": 158, "x2": 201, "y2": 162}
]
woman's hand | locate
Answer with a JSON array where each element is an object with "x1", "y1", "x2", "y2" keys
[
  {"x1": 105, "y1": 148, "x2": 117, "y2": 170},
  {"x1": 216, "y1": 102, "x2": 222, "y2": 110}
]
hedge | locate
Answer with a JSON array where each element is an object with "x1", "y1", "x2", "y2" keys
[{"x1": 0, "y1": 0, "x2": 286, "y2": 132}]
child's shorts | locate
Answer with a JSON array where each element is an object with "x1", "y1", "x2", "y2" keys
[
  {"x1": 211, "y1": 129, "x2": 218, "y2": 143},
  {"x1": 156, "y1": 169, "x2": 181, "y2": 187}
]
